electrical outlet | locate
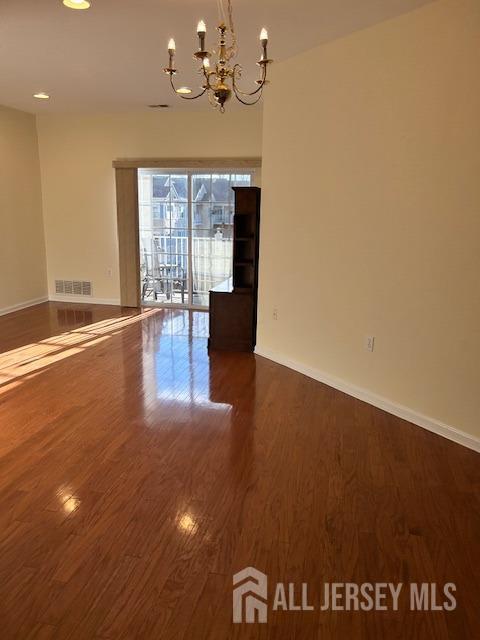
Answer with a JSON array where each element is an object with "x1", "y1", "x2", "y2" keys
[
  {"x1": 107, "y1": 268, "x2": 113, "y2": 277},
  {"x1": 365, "y1": 336, "x2": 375, "y2": 352},
  {"x1": 273, "y1": 308, "x2": 278, "y2": 321}
]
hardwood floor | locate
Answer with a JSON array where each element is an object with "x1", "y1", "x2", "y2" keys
[{"x1": 0, "y1": 302, "x2": 478, "y2": 639}]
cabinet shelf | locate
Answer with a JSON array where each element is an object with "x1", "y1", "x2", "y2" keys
[{"x1": 209, "y1": 187, "x2": 261, "y2": 352}]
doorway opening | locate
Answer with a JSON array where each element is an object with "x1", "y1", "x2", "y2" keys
[{"x1": 138, "y1": 169, "x2": 253, "y2": 309}]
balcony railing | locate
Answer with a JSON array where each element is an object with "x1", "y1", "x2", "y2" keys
[{"x1": 140, "y1": 233, "x2": 233, "y2": 305}]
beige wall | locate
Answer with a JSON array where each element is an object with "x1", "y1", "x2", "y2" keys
[
  {"x1": 0, "y1": 105, "x2": 47, "y2": 313},
  {"x1": 258, "y1": 0, "x2": 480, "y2": 439},
  {"x1": 9, "y1": 0, "x2": 479, "y2": 442},
  {"x1": 37, "y1": 109, "x2": 263, "y2": 303}
]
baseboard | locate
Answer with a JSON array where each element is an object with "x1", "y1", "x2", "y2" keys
[
  {"x1": 0, "y1": 296, "x2": 49, "y2": 317},
  {"x1": 255, "y1": 346, "x2": 480, "y2": 454},
  {"x1": 49, "y1": 295, "x2": 121, "y2": 306}
]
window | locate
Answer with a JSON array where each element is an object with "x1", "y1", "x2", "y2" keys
[{"x1": 138, "y1": 169, "x2": 254, "y2": 307}]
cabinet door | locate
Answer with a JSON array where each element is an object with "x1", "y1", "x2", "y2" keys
[{"x1": 209, "y1": 293, "x2": 253, "y2": 352}]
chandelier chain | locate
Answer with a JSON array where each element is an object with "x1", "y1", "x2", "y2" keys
[
  {"x1": 216, "y1": 0, "x2": 227, "y2": 24},
  {"x1": 225, "y1": 0, "x2": 237, "y2": 61}
]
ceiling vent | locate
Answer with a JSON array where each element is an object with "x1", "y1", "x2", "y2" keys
[{"x1": 55, "y1": 280, "x2": 93, "y2": 297}]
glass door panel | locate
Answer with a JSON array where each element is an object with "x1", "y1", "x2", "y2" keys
[{"x1": 139, "y1": 169, "x2": 252, "y2": 308}]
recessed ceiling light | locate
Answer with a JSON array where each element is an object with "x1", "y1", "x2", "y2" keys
[
  {"x1": 63, "y1": 0, "x2": 91, "y2": 10},
  {"x1": 176, "y1": 87, "x2": 192, "y2": 95},
  {"x1": 34, "y1": 92, "x2": 50, "y2": 100}
]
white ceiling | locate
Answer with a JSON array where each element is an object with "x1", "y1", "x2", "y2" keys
[{"x1": 0, "y1": 0, "x2": 434, "y2": 114}]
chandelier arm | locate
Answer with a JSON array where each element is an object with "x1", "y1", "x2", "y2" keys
[
  {"x1": 169, "y1": 74, "x2": 207, "y2": 100},
  {"x1": 232, "y1": 63, "x2": 267, "y2": 97},
  {"x1": 232, "y1": 83, "x2": 265, "y2": 106},
  {"x1": 203, "y1": 69, "x2": 217, "y2": 91}
]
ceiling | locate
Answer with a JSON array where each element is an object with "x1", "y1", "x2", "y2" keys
[{"x1": 0, "y1": 0, "x2": 435, "y2": 114}]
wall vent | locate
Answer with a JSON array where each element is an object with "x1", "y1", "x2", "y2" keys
[{"x1": 55, "y1": 280, "x2": 93, "y2": 297}]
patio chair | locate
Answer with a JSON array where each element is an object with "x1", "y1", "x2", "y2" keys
[
  {"x1": 168, "y1": 264, "x2": 187, "y2": 304},
  {"x1": 142, "y1": 248, "x2": 165, "y2": 300}
]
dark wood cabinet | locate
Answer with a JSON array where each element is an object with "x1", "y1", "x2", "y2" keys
[{"x1": 208, "y1": 187, "x2": 261, "y2": 352}]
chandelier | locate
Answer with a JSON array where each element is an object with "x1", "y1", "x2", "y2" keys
[{"x1": 163, "y1": 0, "x2": 272, "y2": 113}]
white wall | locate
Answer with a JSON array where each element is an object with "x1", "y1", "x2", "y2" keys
[
  {"x1": 0, "y1": 105, "x2": 47, "y2": 314},
  {"x1": 258, "y1": 0, "x2": 480, "y2": 441},
  {"x1": 37, "y1": 109, "x2": 263, "y2": 303}
]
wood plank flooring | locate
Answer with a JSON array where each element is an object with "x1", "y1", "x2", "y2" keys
[{"x1": 0, "y1": 302, "x2": 478, "y2": 639}]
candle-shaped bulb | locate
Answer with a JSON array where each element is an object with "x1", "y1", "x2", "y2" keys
[
  {"x1": 260, "y1": 28, "x2": 268, "y2": 42},
  {"x1": 168, "y1": 38, "x2": 176, "y2": 52},
  {"x1": 197, "y1": 20, "x2": 206, "y2": 51},
  {"x1": 203, "y1": 58, "x2": 210, "y2": 69}
]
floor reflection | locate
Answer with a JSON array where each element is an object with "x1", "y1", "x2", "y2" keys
[
  {"x1": 137, "y1": 308, "x2": 257, "y2": 495},
  {"x1": 140, "y1": 310, "x2": 232, "y2": 423},
  {"x1": 56, "y1": 307, "x2": 93, "y2": 328}
]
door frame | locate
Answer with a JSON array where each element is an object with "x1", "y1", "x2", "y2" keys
[{"x1": 114, "y1": 158, "x2": 262, "y2": 308}]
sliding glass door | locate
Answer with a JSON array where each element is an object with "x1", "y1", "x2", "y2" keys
[{"x1": 138, "y1": 169, "x2": 252, "y2": 308}]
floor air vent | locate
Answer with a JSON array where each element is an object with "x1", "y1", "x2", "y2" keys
[{"x1": 55, "y1": 280, "x2": 93, "y2": 297}]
